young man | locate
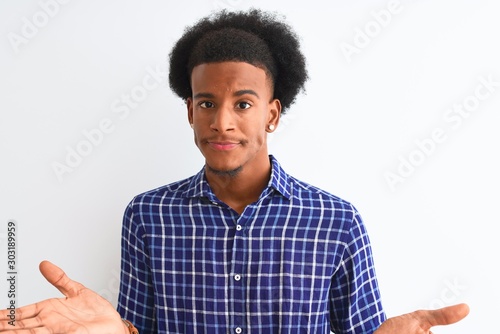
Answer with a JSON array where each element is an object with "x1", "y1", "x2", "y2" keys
[
  {"x1": 0, "y1": 9, "x2": 469, "y2": 334},
  {"x1": 118, "y1": 9, "x2": 382, "y2": 333}
]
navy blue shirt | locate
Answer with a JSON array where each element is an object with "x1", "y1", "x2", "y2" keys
[{"x1": 117, "y1": 156, "x2": 386, "y2": 333}]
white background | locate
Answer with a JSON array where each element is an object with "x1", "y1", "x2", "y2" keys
[{"x1": 1, "y1": 0, "x2": 499, "y2": 332}]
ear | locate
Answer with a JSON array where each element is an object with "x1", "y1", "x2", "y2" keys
[
  {"x1": 266, "y1": 98, "x2": 281, "y2": 132},
  {"x1": 187, "y1": 97, "x2": 194, "y2": 127}
]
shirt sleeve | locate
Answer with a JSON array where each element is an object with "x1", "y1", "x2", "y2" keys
[
  {"x1": 329, "y1": 208, "x2": 386, "y2": 334},
  {"x1": 117, "y1": 199, "x2": 157, "y2": 333}
]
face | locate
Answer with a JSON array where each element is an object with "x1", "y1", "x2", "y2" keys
[{"x1": 187, "y1": 61, "x2": 281, "y2": 177}]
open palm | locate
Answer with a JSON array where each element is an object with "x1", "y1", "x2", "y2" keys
[{"x1": 0, "y1": 261, "x2": 126, "y2": 334}]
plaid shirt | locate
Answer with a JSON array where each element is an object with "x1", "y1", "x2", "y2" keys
[{"x1": 117, "y1": 155, "x2": 386, "y2": 333}]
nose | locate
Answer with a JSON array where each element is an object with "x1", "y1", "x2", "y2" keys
[{"x1": 210, "y1": 104, "x2": 235, "y2": 133}]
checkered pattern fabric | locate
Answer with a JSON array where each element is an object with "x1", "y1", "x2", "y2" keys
[{"x1": 117, "y1": 155, "x2": 385, "y2": 333}]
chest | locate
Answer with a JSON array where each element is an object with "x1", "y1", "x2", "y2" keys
[{"x1": 144, "y1": 207, "x2": 348, "y2": 281}]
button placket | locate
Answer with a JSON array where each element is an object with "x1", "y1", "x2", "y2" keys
[{"x1": 229, "y1": 213, "x2": 250, "y2": 334}]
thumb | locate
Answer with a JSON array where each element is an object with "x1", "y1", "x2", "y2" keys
[
  {"x1": 39, "y1": 260, "x2": 87, "y2": 298},
  {"x1": 424, "y1": 303, "x2": 470, "y2": 327}
]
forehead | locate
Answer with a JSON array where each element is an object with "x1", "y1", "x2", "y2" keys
[{"x1": 190, "y1": 61, "x2": 272, "y2": 95}]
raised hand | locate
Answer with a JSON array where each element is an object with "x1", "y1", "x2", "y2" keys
[
  {"x1": 0, "y1": 261, "x2": 128, "y2": 333},
  {"x1": 375, "y1": 303, "x2": 470, "y2": 334}
]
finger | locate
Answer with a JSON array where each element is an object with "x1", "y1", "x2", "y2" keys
[
  {"x1": 422, "y1": 303, "x2": 470, "y2": 328},
  {"x1": 39, "y1": 260, "x2": 86, "y2": 298},
  {"x1": 12, "y1": 315, "x2": 43, "y2": 330},
  {"x1": 0, "y1": 327, "x2": 51, "y2": 334},
  {"x1": 0, "y1": 302, "x2": 39, "y2": 323}
]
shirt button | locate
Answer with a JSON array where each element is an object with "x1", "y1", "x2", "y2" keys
[
  {"x1": 236, "y1": 225, "x2": 242, "y2": 231},
  {"x1": 235, "y1": 327, "x2": 242, "y2": 334},
  {"x1": 234, "y1": 274, "x2": 241, "y2": 281}
]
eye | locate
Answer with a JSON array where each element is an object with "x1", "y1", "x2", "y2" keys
[
  {"x1": 236, "y1": 101, "x2": 252, "y2": 110},
  {"x1": 199, "y1": 101, "x2": 215, "y2": 109}
]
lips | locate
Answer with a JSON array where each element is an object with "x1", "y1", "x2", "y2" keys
[{"x1": 207, "y1": 141, "x2": 240, "y2": 151}]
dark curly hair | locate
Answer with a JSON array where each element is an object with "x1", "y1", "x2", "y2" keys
[{"x1": 168, "y1": 9, "x2": 308, "y2": 114}]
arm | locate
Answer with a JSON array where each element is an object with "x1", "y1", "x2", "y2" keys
[
  {"x1": 329, "y1": 210, "x2": 386, "y2": 333},
  {"x1": 374, "y1": 303, "x2": 470, "y2": 333},
  {"x1": 0, "y1": 261, "x2": 129, "y2": 333},
  {"x1": 116, "y1": 200, "x2": 157, "y2": 332}
]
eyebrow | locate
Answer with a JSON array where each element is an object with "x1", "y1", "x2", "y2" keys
[
  {"x1": 234, "y1": 89, "x2": 259, "y2": 98},
  {"x1": 193, "y1": 89, "x2": 260, "y2": 99},
  {"x1": 193, "y1": 92, "x2": 215, "y2": 99}
]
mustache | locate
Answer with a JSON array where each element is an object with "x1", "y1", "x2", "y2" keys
[{"x1": 201, "y1": 136, "x2": 247, "y2": 144}]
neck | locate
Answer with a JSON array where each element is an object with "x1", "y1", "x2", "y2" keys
[{"x1": 205, "y1": 157, "x2": 272, "y2": 215}]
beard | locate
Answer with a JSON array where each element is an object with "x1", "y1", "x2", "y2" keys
[{"x1": 206, "y1": 164, "x2": 243, "y2": 178}]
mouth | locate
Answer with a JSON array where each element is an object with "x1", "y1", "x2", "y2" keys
[{"x1": 207, "y1": 140, "x2": 240, "y2": 151}]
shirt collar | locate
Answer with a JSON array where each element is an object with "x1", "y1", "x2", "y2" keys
[
  {"x1": 268, "y1": 155, "x2": 291, "y2": 199},
  {"x1": 182, "y1": 155, "x2": 291, "y2": 201}
]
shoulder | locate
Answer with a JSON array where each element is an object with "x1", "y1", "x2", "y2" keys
[
  {"x1": 120, "y1": 176, "x2": 197, "y2": 237},
  {"x1": 128, "y1": 175, "x2": 195, "y2": 207},
  {"x1": 280, "y1": 174, "x2": 368, "y2": 245},
  {"x1": 271, "y1": 156, "x2": 358, "y2": 216},
  {"x1": 287, "y1": 174, "x2": 356, "y2": 211}
]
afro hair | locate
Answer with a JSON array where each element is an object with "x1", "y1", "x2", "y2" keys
[{"x1": 168, "y1": 9, "x2": 308, "y2": 114}]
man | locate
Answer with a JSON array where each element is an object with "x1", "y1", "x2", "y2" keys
[
  {"x1": 0, "y1": 9, "x2": 469, "y2": 334},
  {"x1": 118, "y1": 9, "x2": 383, "y2": 333}
]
